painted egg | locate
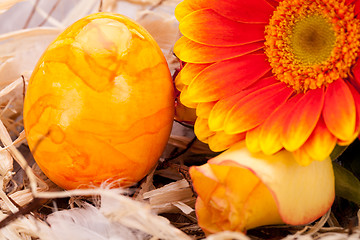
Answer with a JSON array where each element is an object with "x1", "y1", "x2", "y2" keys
[{"x1": 23, "y1": 12, "x2": 175, "y2": 189}]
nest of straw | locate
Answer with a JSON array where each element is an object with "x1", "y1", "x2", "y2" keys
[{"x1": 0, "y1": 0, "x2": 359, "y2": 239}]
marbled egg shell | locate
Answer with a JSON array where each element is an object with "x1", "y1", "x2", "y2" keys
[{"x1": 23, "y1": 12, "x2": 174, "y2": 189}]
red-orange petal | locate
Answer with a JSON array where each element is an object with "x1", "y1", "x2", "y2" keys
[
  {"x1": 265, "y1": 0, "x2": 280, "y2": 7},
  {"x1": 348, "y1": 83, "x2": 360, "y2": 135},
  {"x1": 175, "y1": 62, "x2": 211, "y2": 86},
  {"x1": 208, "y1": 91, "x2": 251, "y2": 132},
  {"x1": 208, "y1": 131, "x2": 246, "y2": 152},
  {"x1": 194, "y1": 117, "x2": 214, "y2": 142},
  {"x1": 179, "y1": 9, "x2": 266, "y2": 47},
  {"x1": 175, "y1": 80, "x2": 186, "y2": 92},
  {"x1": 186, "y1": 54, "x2": 271, "y2": 102},
  {"x1": 282, "y1": 88, "x2": 325, "y2": 151},
  {"x1": 292, "y1": 148, "x2": 313, "y2": 166},
  {"x1": 179, "y1": 85, "x2": 198, "y2": 108},
  {"x1": 208, "y1": 76, "x2": 278, "y2": 131},
  {"x1": 323, "y1": 79, "x2": 356, "y2": 142},
  {"x1": 174, "y1": 36, "x2": 264, "y2": 64},
  {"x1": 196, "y1": 102, "x2": 217, "y2": 119},
  {"x1": 259, "y1": 94, "x2": 303, "y2": 155},
  {"x1": 336, "y1": 83, "x2": 360, "y2": 145},
  {"x1": 354, "y1": 0, "x2": 360, "y2": 15},
  {"x1": 175, "y1": 100, "x2": 197, "y2": 124},
  {"x1": 224, "y1": 83, "x2": 294, "y2": 134},
  {"x1": 246, "y1": 126, "x2": 262, "y2": 153},
  {"x1": 206, "y1": 0, "x2": 275, "y2": 23},
  {"x1": 351, "y1": 58, "x2": 360, "y2": 91},
  {"x1": 302, "y1": 117, "x2": 337, "y2": 161},
  {"x1": 175, "y1": 0, "x2": 208, "y2": 21}
]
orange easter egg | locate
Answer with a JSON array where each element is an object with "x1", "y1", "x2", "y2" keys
[{"x1": 23, "y1": 12, "x2": 175, "y2": 189}]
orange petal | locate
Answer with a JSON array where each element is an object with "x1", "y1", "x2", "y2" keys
[
  {"x1": 351, "y1": 58, "x2": 360, "y2": 91},
  {"x1": 175, "y1": 79, "x2": 186, "y2": 92},
  {"x1": 174, "y1": 36, "x2": 264, "y2": 64},
  {"x1": 354, "y1": 0, "x2": 360, "y2": 15},
  {"x1": 175, "y1": 0, "x2": 208, "y2": 21},
  {"x1": 323, "y1": 79, "x2": 356, "y2": 142},
  {"x1": 207, "y1": 0, "x2": 275, "y2": 23},
  {"x1": 179, "y1": 85, "x2": 198, "y2": 108},
  {"x1": 292, "y1": 148, "x2": 314, "y2": 166},
  {"x1": 208, "y1": 76, "x2": 278, "y2": 131},
  {"x1": 336, "y1": 84, "x2": 360, "y2": 145},
  {"x1": 179, "y1": 9, "x2": 266, "y2": 46},
  {"x1": 266, "y1": 0, "x2": 280, "y2": 7},
  {"x1": 175, "y1": 62, "x2": 212, "y2": 86},
  {"x1": 208, "y1": 131, "x2": 246, "y2": 152},
  {"x1": 348, "y1": 83, "x2": 360, "y2": 135},
  {"x1": 210, "y1": 143, "x2": 335, "y2": 226},
  {"x1": 196, "y1": 102, "x2": 217, "y2": 118},
  {"x1": 208, "y1": 91, "x2": 251, "y2": 132},
  {"x1": 187, "y1": 54, "x2": 271, "y2": 102},
  {"x1": 175, "y1": 101, "x2": 197, "y2": 124},
  {"x1": 224, "y1": 83, "x2": 293, "y2": 134},
  {"x1": 282, "y1": 88, "x2": 324, "y2": 151},
  {"x1": 246, "y1": 126, "x2": 262, "y2": 153},
  {"x1": 259, "y1": 94, "x2": 303, "y2": 155},
  {"x1": 302, "y1": 117, "x2": 337, "y2": 162},
  {"x1": 194, "y1": 117, "x2": 214, "y2": 142}
]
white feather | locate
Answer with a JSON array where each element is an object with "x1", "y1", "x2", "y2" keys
[
  {"x1": 45, "y1": 203, "x2": 146, "y2": 240},
  {"x1": 30, "y1": 188, "x2": 191, "y2": 240}
]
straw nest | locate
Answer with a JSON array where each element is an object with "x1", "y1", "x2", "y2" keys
[{"x1": 0, "y1": 0, "x2": 359, "y2": 239}]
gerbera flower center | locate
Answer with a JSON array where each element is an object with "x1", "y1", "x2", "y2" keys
[
  {"x1": 265, "y1": 0, "x2": 360, "y2": 92},
  {"x1": 290, "y1": 15, "x2": 335, "y2": 65}
]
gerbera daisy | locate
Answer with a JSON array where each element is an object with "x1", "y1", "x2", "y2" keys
[{"x1": 174, "y1": 0, "x2": 360, "y2": 165}]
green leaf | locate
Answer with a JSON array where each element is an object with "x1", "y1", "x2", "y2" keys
[
  {"x1": 333, "y1": 162, "x2": 360, "y2": 205},
  {"x1": 330, "y1": 145, "x2": 348, "y2": 161}
]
